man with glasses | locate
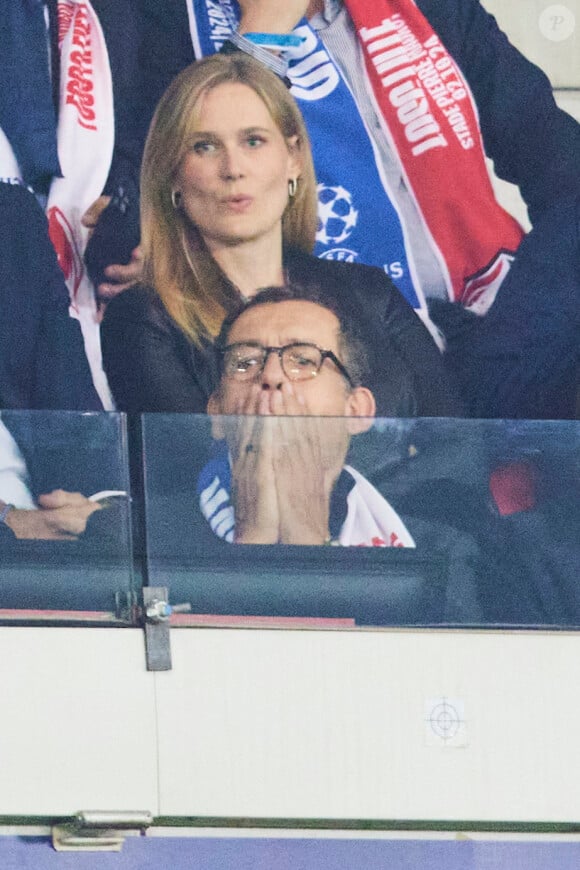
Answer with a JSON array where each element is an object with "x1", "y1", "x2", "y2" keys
[{"x1": 201, "y1": 286, "x2": 415, "y2": 547}]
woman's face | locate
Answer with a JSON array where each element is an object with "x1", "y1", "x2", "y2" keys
[{"x1": 174, "y1": 82, "x2": 301, "y2": 252}]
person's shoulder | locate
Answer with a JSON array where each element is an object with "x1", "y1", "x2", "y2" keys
[
  {"x1": 102, "y1": 284, "x2": 169, "y2": 328},
  {"x1": 104, "y1": 282, "x2": 157, "y2": 309},
  {"x1": 100, "y1": 285, "x2": 184, "y2": 358}
]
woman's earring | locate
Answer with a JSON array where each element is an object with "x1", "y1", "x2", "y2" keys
[
  {"x1": 288, "y1": 178, "x2": 298, "y2": 198},
  {"x1": 171, "y1": 189, "x2": 182, "y2": 209}
]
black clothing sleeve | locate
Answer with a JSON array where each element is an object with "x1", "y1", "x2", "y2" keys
[
  {"x1": 380, "y1": 273, "x2": 464, "y2": 417},
  {"x1": 0, "y1": 184, "x2": 101, "y2": 411},
  {"x1": 101, "y1": 285, "x2": 219, "y2": 413},
  {"x1": 84, "y1": 0, "x2": 143, "y2": 279}
]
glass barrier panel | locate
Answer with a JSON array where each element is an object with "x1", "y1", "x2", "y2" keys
[
  {"x1": 141, "y1": 415, "x2": 580, "y2": 629},
  {"x1": 0, "y1": 411, "x2": 134, "y2": 623}
]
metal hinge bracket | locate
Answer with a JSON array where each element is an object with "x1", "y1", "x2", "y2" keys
[
  {"x1": 142, "y1": 586, "x2": 191, "y2": 671},
  {"x1": 52, "y1": 810, "x2": 153, "y2": 852}
]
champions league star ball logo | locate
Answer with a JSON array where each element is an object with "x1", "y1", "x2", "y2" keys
[{"x1": 316, "y1": 184, "x2": 359, "y2": 246}]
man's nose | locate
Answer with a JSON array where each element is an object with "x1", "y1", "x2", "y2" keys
[{"x1": 260, "y1": 350, "x2": 285, "y2": 391}]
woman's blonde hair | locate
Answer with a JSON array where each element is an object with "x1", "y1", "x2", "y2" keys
[{"x1": 140, "y1": 53, "x2": 318, "y2": 345}]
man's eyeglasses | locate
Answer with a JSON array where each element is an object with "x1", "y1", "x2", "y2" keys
[{"x1": 221, "y1": 342, "x2": 354, "y2": 386}]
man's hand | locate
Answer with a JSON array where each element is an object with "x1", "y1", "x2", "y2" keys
[
  {"x1": 238, "y1": 0, "x2": 312, "y2": 34},
  {"x1": 4, "y1": 490, "x2": 102, "y2": 540},
  {"x1": 225, "y1": 385, "x2": 279, "y2": 543},
  {"x1": 231, "y1": 415, "x2": 280, "y2": 544},
  {"x1": 82, "y1": 197, "x2": 143, "y2": 308},
  {"x1": 95, "y1": 246, "x2": 143, "y2": 305},
  {"x1": 223, "y1": 383, "x2": 348, "y2": 545},
  {"x1": 269, "y1": 383, "x2": 341, "y2": 545},
  {"x1": 82, "y1": 195, "x2": 111, "y2": 233}
]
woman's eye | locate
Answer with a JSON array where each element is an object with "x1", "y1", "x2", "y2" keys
[
  {"x1": 246, "y1": 135, "x2": 265, "y2": 148},
  {"x1": 192, "y1": 141, "x2": 216, "y2": 154}
]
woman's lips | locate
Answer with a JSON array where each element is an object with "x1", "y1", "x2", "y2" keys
[{"x1": 221, "y1": 195, "x2": 253, "y2": 212}]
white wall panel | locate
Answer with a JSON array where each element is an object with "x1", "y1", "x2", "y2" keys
[
  {"x1": 0, "y1": 628, "x2": 158, "y2": 816},
  {"x1": 3, "y1": 626, "x2": 580, "y2": 825},
  {"x1": 156, "y1": 628, "x2": 580, "y2": 823}
]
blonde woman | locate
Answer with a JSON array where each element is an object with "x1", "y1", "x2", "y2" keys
[{"x1": 101, "y1": 54, "x2": 460, "y2": 415}]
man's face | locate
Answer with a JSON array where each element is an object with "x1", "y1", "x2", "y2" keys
[{"x1": 212, "y1": 300, "x2": 357, "y2": 417}]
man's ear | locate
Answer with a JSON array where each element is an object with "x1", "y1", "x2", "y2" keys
[
  {"x1": 345, "y1": 386, "x2": 376, "y2": 435},
  {"x1": 207, "y1": 392, "x2": 225, "y2": 439}
]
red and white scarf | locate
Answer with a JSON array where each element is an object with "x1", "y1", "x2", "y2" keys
[
  {"x1": 345, "y1": 0, "x2": 524, "y2": 311},
  {"x1": 46, "y1": 0, "x2": 114, "y2": 407}
]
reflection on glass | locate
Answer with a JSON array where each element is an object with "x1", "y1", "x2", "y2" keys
[
  {"x1": 0, "y1": 411, "x2": 133, "y2": 619},
  {"x1": 142, "y1": 415, "x2": 580, "y2": 628},
  {"x1": 200, "y1": 413, "x2": 413, "y2": 548}
]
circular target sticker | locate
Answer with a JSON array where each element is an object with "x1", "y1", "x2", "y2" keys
[{"x1": 425, "y1": 697, "x2": 467, "y2": 746}]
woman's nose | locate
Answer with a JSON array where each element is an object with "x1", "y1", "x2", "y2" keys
[{"x1": 220, "y1": 145, "x2": 245, "y2": 181}]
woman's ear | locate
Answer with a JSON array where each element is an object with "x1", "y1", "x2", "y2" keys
[
  {"x1": 345, "y1": 386, "x2": 376, "y2": 435},
  {"x1": 207, "y1": 392, "x2": 225, "y2": 439},
  {"x1": 286, "y1": 134, "x2": 303, "y2": 180}
]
